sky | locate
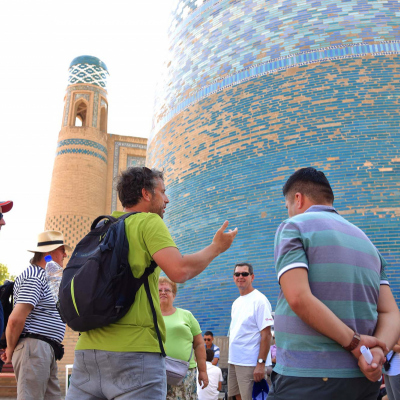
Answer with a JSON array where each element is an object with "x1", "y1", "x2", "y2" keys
[{"x1": 0, "y1": 0, "x2": 177, "y2": 276}]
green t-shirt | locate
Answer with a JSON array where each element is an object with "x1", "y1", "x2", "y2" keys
[
  {"x1": 163, "y1": 307, "x2": 202, "y2": 368},
  {"x1": 76, "y1": 212, "x2": 177, "y2": 352}
]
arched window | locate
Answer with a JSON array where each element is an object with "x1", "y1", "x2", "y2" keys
[
  {"x1": 100, "y1": 107, "x2": 107, "y2": 132},
  {"x1": 73, "y1": 99, "x2": 88, "y2": 127}
]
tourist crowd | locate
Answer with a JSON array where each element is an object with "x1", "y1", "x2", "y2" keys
[{"x1": 0, "y1": 166, "x2": 399, "y2": 400}]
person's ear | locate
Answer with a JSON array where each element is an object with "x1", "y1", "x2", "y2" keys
[{"x1": 142, "y1": 187, "x2": 152, "y2": 202}]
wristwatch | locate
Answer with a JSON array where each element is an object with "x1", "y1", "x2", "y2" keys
[
  {"x1": 257, "y1": 358, "x2": 265, "y2": 364},
  {"x1": 343, "y1": 332, "x2": 361, "y2": 351}
]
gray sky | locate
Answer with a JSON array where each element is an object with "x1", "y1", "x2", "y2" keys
[{"x1": 0, "y1": 0, "x2": 176, "y2": 275}]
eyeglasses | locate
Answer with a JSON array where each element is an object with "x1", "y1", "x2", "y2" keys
[
  {"x1": 234, "y1": 272, "x2": 251, "y2": 277},
  {"x1": 204, "y1": 338, "x2": 212, "y2": 341},
  {"x1": 159, "y1": 288, "x2": 172, "y2": 294}
]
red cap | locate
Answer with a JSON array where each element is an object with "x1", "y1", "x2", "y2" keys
[{"x1": 0, "y1": 201, "x2": 13, "y2": 213}]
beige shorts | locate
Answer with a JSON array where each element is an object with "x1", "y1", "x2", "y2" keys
[
  {"x1": 228, "y1": 363, "x2": 255, "y2": 400},
  {"x1": 12, "y1": 337, "x2": 61, "y2": 400}
]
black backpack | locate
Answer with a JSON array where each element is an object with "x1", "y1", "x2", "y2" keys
[
  {"x1": 58, "y1": 212, "x2": 163, "y2": 338},
  {"x1": 0, "y1": 280, "x2": 14, "y2": 348}
]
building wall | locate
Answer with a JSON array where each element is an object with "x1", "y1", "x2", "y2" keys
[{"x1": 148, "y1": 0, "x2": 400, "y2": 336}]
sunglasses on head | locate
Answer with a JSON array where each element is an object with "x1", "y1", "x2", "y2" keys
[{"x1": 234, "y1": 272, "x2": 251, "y2": 277}]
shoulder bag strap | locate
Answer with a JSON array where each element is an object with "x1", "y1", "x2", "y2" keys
[
  {"x1": 188, "y1": 345, "x2": 194, "y2": 362},
  {"x1": 120, "y1": 211, "x2": 166, "y2": 357}
]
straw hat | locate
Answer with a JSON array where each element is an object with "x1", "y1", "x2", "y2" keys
[{"x1": 28, "y1": 230, "x2": 72, "y2": 253}]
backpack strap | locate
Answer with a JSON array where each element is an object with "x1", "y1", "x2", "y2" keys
[
  {"x1": 143, "y1": 263, "x2": 166, "y2": 357},
  {"x1": 90, "y1": 215, "x2": 117, "y2": 230},
  {"x1": 90, "y1": 212, "x2": 138, "y2": 230}
]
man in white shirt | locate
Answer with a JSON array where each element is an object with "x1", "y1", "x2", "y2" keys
[
  {"x1": 198, "y1": 349, "x2": 223, "y2": 400},
  {"x1": 228, "y1": 262, "x2": 273, "y2": 400}
]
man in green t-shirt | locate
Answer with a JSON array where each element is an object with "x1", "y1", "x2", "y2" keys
[{"x1": 66, "y1": 167, "x2": 238, "y2": 400}]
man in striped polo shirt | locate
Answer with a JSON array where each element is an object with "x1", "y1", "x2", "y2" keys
[
  {"x1": 1, "y1": 230, "x2": 71, "y2": 400},
  {"x1": 269, "y1": 167, "x2": 400, "y2": 400}
]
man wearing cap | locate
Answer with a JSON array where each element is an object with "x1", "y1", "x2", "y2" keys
[
  {"x1": 1, "y1": 230, "x2": 71, "y2": 400},
  {"x1": 0, "y1": 200, "x2": 13, "y2": 369},
  {"x1": 0, "y1": 200, "x2": 13, "y2": 231}
]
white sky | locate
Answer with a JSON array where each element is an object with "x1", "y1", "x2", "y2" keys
[{"x1": 0, "y1": 0, "x2": 177, "y2": 276}]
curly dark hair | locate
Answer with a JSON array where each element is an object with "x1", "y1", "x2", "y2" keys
[
  {"x1": 282, "y1": 167, "x2": 334, "y2": 204},
  {"x1": 116, "y1": 167, "x2": 164, "y2": 208}
]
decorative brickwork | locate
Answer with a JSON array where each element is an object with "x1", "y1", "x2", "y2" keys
[
  {"x1": 149, "y1": 0, "x2": 400, "y2": 336},
  {"x1": 154, "y1": 0, "x2": 400, "y2": 131},
  {"x1": 68, "y1": 64, "x2": 108, "y2": 88}
]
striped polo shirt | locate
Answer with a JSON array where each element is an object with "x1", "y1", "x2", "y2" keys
[
  {"x1": 273, "y1": 205, "x2": 389, "y2": 378},
  {"x1": 13, "y1": 264, "x2": 65, "y2": 343}
]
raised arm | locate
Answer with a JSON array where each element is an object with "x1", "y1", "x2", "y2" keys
[{"x1": 153, "y1": 221, "x2": 238, "y2": 283}]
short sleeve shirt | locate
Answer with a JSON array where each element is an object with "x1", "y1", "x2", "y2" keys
[
  {"x1": 163, "y1": 307, "x2": 202, "y2": 368},
  {"x1": 274, "y1": 205, "x2": 389, "y2": 378},
  {"x1": 76, "y1": 212, "x2": 177, "y2": 352},
  {"x1": 13, "y1": 265, "x2": 65, "y2": 343},
  {"x1": 228, "y1": 289, "x2": 273, "y2": 366}
]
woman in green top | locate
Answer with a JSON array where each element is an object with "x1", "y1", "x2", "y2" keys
[{"x1": 159, "y1": 277, "x2": 208, "y2": 399}]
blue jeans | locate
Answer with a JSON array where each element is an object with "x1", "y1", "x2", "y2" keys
[{"x1": 66, "y1": 351, "x2": 166, "y2": 400}]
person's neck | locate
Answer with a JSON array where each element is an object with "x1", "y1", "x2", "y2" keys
[
  {"x1": 124, "y1": 202, "x2": 149, "y2": 213},
  {"x1": 160, "y1": 303, "x2": 176, "y2": 316},
  {"x1": 206, "y1": 343, "x2": 212, "y2": 349},
  {"x1": 36, "y1": 259, "x2": 47, "y2": 269},
  {"x1": 239, "y1": 287, "x2": 255, "y2": 296}
]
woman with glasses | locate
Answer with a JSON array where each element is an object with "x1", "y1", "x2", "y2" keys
[{"x1": 159, "y1": 277, "x2": 208, "y2": 399}]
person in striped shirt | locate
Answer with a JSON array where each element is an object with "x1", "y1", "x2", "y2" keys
[
  {"x1": 268, "y1": 167, "x2": 400, "y2": 400},
  {"x1": 1, "y1": 230, "x2": 71, "y2": 400}
]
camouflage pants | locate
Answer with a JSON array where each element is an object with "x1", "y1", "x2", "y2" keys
[{"x1": 167, "y1": 367, "x2": 198, "y2": 400}]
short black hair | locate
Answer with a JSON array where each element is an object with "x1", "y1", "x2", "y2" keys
[
  {"x1": 204, "y1": 331, "x2": 213, "y2": 337},
  {"x1": 206, "y1": 349, "x2": 215, "y2": 362},
  {"x1": 282, "y1": 167, "x2": 334, "y2": 204},
  {"x1": 234, "y1": 262, "x2": 254, "y2": 275},
  {"x1": 116, "y1": 167, "x2": 164, "y2": 208}
]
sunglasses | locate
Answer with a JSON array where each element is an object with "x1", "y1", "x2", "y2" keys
[
  {"x1": 234, "y1": 272, "x2": 251, "y2": 277},
  {"x1": 0, "y1": 213, "x2": 3, "y2": 220},
  {"x1": 204, "y1": 338, "x2": 212, "y2": 341}
]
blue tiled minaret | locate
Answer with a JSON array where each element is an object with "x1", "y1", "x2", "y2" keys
[{"x1": 148, "y1": 0, "x2": 400, "y2": 335}]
